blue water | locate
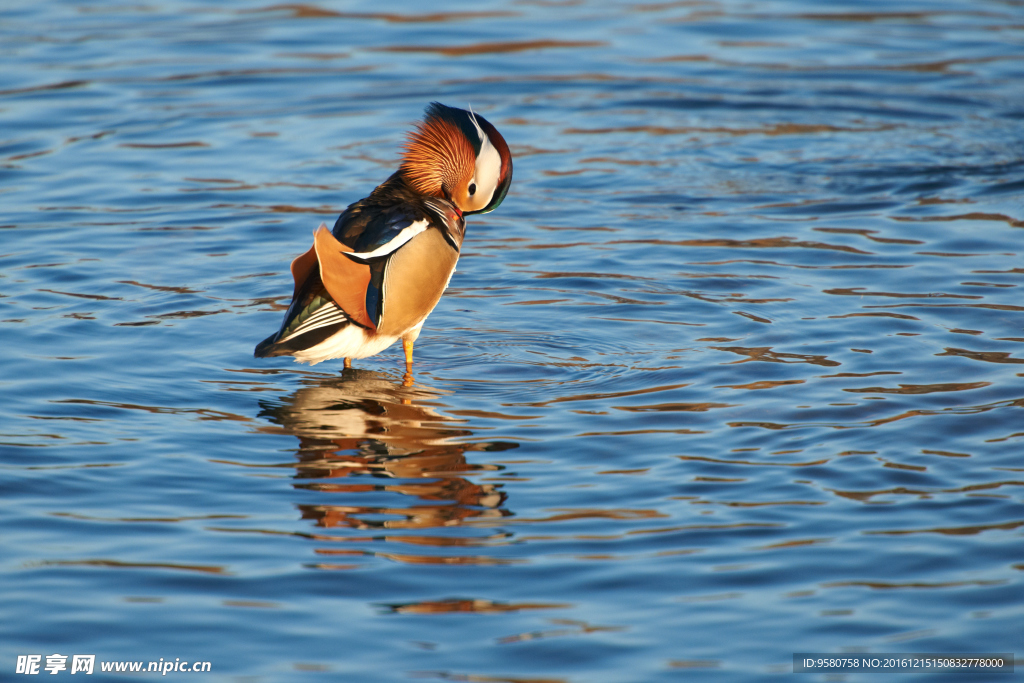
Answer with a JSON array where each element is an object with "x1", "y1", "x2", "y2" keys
[{"x1": 2, "y1": 1, "x2": 1023, "y2": 680}]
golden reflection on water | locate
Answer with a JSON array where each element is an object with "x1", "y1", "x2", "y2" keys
[
  {"x1": 256, "y1": 370, "x2": 517, "y2": 562},
  {"x1": 384, "y1": 599, "x2": 570, "y2": 615}
]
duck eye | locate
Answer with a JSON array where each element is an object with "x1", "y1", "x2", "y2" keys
[{"x1": 468, "y1": 183, "x2": 477, "y2": 196}]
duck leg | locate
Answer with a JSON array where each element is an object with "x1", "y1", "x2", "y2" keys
[
  {"x1": 402, "y1": 338, "x2": 415, "y2": 372},
  {"x1": 400, "y1": 340, "x2": 415, "y2": 388},
  {"x1": 343, "y1": 357, "x2": 352, "y2": 369}
]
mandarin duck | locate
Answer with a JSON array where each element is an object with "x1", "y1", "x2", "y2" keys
[{"x1": 254, "y1": 103, "x2": 512, "y2": 371}]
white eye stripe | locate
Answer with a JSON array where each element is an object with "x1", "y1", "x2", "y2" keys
[
  {"x1": 466, "y1": 106, "x2": 501, "y2": 208},
  {"x1": 467, "y1": 105, "x2": 487, "y2": 145},
  {"x1": 472, "y1": 136, "x2": 501, "y2": 207}
]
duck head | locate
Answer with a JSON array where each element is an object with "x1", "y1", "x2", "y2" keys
[{"x1": 399, "y1": 102, "x2": 512, "y2": 215}]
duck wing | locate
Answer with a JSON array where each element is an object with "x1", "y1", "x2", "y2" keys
[{"x1": 254, "y1": 202, "x2": 452, "y2": 358}]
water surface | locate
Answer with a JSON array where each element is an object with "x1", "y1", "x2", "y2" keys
[{"x1": 2, "y1": 1, "x2": 1023, "y2": 680}]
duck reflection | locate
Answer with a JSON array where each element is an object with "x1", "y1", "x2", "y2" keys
[{"x1": 257, "y1": 369, "x2": 516, "y2": 533}]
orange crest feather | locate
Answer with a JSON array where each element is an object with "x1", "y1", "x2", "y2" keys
[{"x1": 400, "y1": 117, "x2": 474, "y2": 198}]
